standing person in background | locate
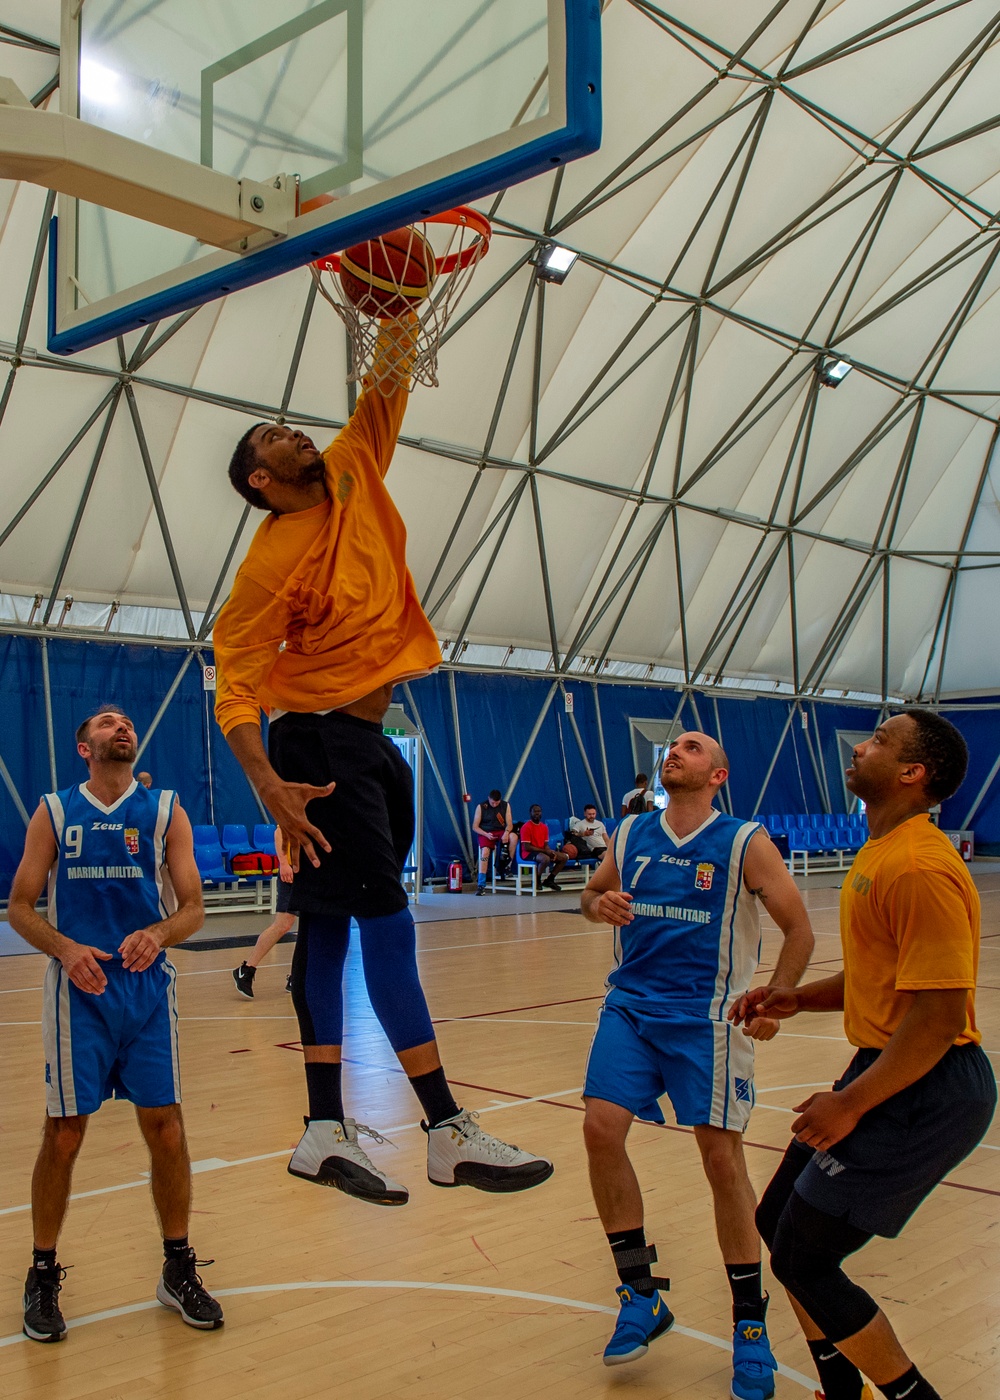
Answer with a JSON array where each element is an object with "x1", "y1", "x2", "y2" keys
[
  {"x1": 580, "y1": 732, "x2": 814, "y2": 1398},
  {"x1": 233, "y1": 826, "x2": 296, "y2": 998},
  {"x1": 136, "y1": 771, "x2": 153, "y2": 789},
  {"x1": 214, "y1": 323, "x2": 551, "y2": 1205},
  {"x1": 519, "y1": 804, "x2": 568, "y2": 891},
  {"x1": 472, "y1": 789, "x2": 518, "y2": 895},
  {"x1": 621, "y1": 773, "x2": 655, "y2": 816},
  {"x1": 735, "y1": 711, "x2": 995, "y2": 1400},
  {"x1": 7, "y1": 705, "x2": 223, "y2": 1342}
]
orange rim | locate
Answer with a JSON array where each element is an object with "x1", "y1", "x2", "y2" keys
[{"x1": 312, "y1": 205, "x2": 491, "y2": 276}]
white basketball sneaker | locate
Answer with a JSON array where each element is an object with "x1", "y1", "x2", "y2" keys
[
  {"x1": 287, "y1": 1118, "x2": 409, "y2": 1205},
  {"x1": 424, "y1": 1108, "x2": 554, "y2": 1192}
]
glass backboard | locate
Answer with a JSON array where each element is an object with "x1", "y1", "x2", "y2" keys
[{"x1": 49, "y1": 0, "x2": 601, "y2": 353}]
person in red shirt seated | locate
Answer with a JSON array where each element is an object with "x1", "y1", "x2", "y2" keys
[{"x1": 520, "y1": 805, "x2": 568, "y2": 892}]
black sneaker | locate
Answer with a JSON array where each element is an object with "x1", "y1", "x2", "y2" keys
[
  {"x1": 23, "y1": 1264, "x2": 67, "y2": 1342},
  {"x1": 285, "y1": 973, "x2": 293, "y2": 992},
  {"x1": 475, "y1": 885, "x2": 486, "y2": 896},
  {"x1": 156, "y1": 1249, "x2": 224, "y2": 1329},
  {"x1": 232, "y1": 962, "x2": 255, "y2": 999}
]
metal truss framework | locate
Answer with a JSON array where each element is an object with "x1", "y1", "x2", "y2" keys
[{"x1": 0, "y1": 3, "x2": 999, "y2": 715}]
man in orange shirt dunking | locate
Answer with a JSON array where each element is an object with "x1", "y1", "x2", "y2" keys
[
  {"x1": 214, "y1": 324, "x2": 552, "y2": 1205},
  {"x1": 733, "y1": 711, "x2": 995, "y2": 1400}
]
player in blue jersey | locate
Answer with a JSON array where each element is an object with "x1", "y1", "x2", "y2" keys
[
  {"x1": 8, "y1": 705, "x2": 223, "y2": 1343},
  {"x1": 580, "y1": 731, "x2": 815, "y2": 1399}
]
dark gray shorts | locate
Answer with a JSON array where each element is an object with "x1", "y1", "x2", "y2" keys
[{"x1": 789, "y1": 1041, "x2": 996, "y2": 1236}]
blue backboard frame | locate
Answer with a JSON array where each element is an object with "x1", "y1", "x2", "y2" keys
[{"x1": 48, "y1": 0, "x2": 601, "y2": 356}]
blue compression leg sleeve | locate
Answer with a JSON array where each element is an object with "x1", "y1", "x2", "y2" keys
[
  {"x1": 290, "y1": 912, "x2": 351, "y2": 1046},
  {"x1": 357, "y1": 909, "x2": 435, "y2": 1053}
]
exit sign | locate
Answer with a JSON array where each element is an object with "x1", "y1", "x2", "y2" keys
[{"x1": 383, "y1": 726, "x2": 406, "y2": 736}]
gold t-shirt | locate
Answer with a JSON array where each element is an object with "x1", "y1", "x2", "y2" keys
[{"x1": 840, "y1": 813, "x2": 981, "y2": 1049}]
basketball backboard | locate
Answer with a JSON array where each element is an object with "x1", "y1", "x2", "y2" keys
[{"x1": 39, "y1": 0, "x2": 600, "y2": 355}]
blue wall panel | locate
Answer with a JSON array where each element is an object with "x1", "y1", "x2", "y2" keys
[{"x1": 2, "y1": 633, "x2": 997, "y2": 890}]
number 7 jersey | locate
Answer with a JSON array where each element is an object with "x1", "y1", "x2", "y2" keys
[
  {"x1": 42, "y1": 781, "x2": 177, "y2": 961},
  {"x1": 608, "y1": 809, "x2": 762, "y2": 1020}
]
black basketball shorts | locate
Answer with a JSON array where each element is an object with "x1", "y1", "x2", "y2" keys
[{"x1": 268, "y1": 709, "x2": 414, "y2": 919}]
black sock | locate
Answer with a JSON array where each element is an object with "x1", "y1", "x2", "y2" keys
[
  {"x1": 877, "y1": 1366, "x2": 940, "y2": 1400},
  {"x1": 163, "y1": 1236, "x2": 190, "y2": 1260},
  {"x1": 32, "y1": 1247, "x2": 57, "y2": 1274},
  {"x1": 410, "y1": 1067, "x2": 460, "y2": 1127},
  {"x1": 304, "y1": 1061, "x2": 344, "y2": 1122},
  {"x1": 726, "y1": 1262, "x2": 764, "y2": 1323},
  {"x1": 808, "y1": 1338, "x2": 864, "y2": 1400},
  {"x1": 607, "y1": 1227, "x2": 654, "y2": 1288}
]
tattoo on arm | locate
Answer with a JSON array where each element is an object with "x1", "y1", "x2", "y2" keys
[{"x1": 748, "y1": 885, "x2": 768, "y2": 902}]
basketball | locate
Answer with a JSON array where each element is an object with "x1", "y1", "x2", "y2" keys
[{"x1": 339, "y1": 227, "x2": 437, "y2": 319}]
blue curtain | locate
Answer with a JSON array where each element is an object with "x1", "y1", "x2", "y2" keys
[{"x1": 2, "y1": 632, "x2": 998, "y2": 891}]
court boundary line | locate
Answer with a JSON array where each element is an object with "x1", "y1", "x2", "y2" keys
[{"x1": 0, "y1": 1278, "x2": 813, "y2": 1386}]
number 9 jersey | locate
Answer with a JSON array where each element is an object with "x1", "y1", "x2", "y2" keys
[{"x1": 42, "y1": 780, "x2": 178, "y2": 961}]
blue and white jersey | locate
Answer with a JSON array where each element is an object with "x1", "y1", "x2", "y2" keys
[
  {"x1": 607, "y1": 808, "x2": 762, "y2": 1021},
  {"x1": 42, "y1": 781, "x2": 177, "y2": 961}
]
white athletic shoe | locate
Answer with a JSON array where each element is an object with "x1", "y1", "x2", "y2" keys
[
  {"x1": 425, "y1": 1108, "x2": 554, "y2": 1192},
  {"x1": 287, "y1": 1117, "x2": 409, "y2": 1206}
]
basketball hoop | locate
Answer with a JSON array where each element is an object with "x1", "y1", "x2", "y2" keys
[{"x1": 311, "y1": 206, "x2": 492, "y2": 394}]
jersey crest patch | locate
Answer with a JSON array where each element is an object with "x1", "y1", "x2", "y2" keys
[
  {"x1": 695, "y1": 862, "x2": 715, "y2": 891},
  {"x1": 124, "y1": 827, "x2": 140, "y2": 855}
]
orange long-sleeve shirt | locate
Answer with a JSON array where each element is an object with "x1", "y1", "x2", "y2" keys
[{"x1": 213, "y1": 384, "x2": 441, "y2": 736}]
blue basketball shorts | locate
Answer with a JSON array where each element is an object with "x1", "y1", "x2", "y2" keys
[
  {"x1": 42, "y1": 957, "x2": 182, "y2": 1117},
  {"x1": 583, "y1": 997, "x2": 756, "y2": 1131}
]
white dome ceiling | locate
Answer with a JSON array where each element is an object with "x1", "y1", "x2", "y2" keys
[{"x1": 1, "y1": 1, "x2": 999, "y2": 701}]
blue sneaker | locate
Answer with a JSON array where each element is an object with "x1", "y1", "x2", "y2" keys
[
  {"x1": 603, "y1": 1284, "x2": 674, "y2": 1366},
  {"x1": 731, "y1": 1317, "x2": 777, "y2": 1400}
]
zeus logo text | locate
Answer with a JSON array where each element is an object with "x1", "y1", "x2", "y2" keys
[
  {"x1": 91, "y1": 821, "x2": 123, "y2": 831},
  {"x1": 658, "y1": 855, "x2": 691, "y2": 866}
]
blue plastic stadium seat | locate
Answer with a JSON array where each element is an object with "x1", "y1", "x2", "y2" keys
[
  {"x1": 253, "y1": 823, "x2": 278, "y2": 854},
  {"x1": 195, "y1": 842, "x2": 228, "y2": 882},
  {"x1": 835, "y1": 813, "x2": 851, "y2": 828},
  {"x1": 221, "y1": 823, "x2": 254, "y2": 855},
  {"x1": 193, "y1": 824, "x2": 219, "y2": 847}
]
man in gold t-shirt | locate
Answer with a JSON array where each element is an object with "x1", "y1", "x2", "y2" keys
[
  {"x1": 213, "y1": 327, "x2": 552, "y2": 1206},
  {"x1": 733, "y1": 710, "x2": 995, "y2": 1400}
]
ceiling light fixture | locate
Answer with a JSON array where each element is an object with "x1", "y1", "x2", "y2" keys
[
  {"x1": 817, "y1": 356, "x2": 852, "y2": 388},
  {"x1": 535, "y1": 242, "x2": 578, "y2": 284}
]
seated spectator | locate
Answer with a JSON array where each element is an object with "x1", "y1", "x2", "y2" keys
[
  {"x1": 620, "y1": 771, "x2": 656, "y2": 816},
  {"x1": 567, "y1": 804, "x2": 610, "y2": 860},
  {"x1": 520, "y1": 804, "x2": 568, "y2": 892},
  {"x1": 472, "y1": 789, "x2": 518, "y2": 895},
  {"x1": 232, "y1": 828, "x2": 297, "y2": 997}
]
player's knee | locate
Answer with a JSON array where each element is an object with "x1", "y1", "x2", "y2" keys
[
  {"x1": 45, "y1": 1115, "x2": 86, "y2": 1159},
  {"x1": 699, "y1": 1136, "x2": 743, "y2": 1191},
  {"x1": 140, "y1": 1106, "x2": 186, "y2": 1155},
  {"x1": 582, "y1": 1101, "x2": 628, "y2": 1157}
]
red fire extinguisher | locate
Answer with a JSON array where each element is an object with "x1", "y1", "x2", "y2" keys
[
  {"x1": 960, "y1": 838, "x2": 972, "y2": 862},
  {"x1": 448, "y1": 859, "x2": 464, "y2": 893}
]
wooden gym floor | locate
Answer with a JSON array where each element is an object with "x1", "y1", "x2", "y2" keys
[{"x1": 0, "y1": 873, "x2": 997, "y2": 1399}]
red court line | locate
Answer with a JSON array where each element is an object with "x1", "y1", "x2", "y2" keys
[
  {"x1": 444, "y1": 1078, "x2": 1000, "y2": 1199},
  {"x1": 432, "y1": 994, "x2": 604, "y2": 1024}
]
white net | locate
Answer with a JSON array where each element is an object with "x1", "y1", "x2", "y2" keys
[{"x1": 311, "y1": 208, "x2": 491, "y2": 394}]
